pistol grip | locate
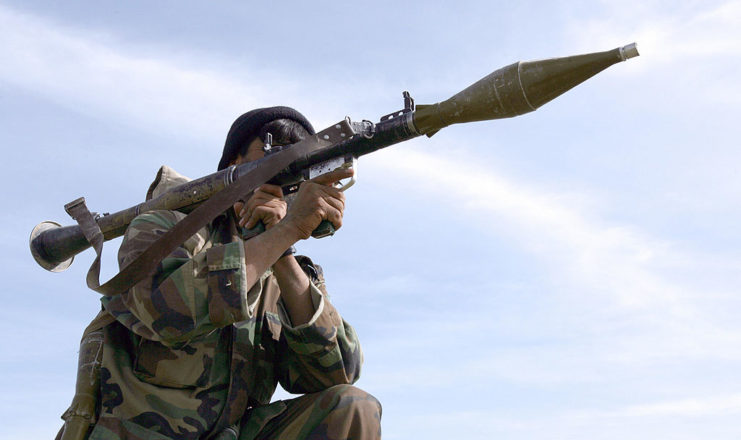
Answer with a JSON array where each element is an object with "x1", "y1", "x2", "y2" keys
[
  {"x1": 312, "y1": 220, "x2": 336, "y2": 238},
  {"x1": 240, "y1": 221, "x2": 266, "y2": 240}
]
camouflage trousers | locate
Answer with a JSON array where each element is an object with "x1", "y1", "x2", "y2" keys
[{"x1": 237, "y1": 384, "x2": 382, "y2": 440}]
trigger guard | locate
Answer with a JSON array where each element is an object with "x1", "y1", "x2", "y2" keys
[
  {"x1": 337, "y1": 174, "x2": 356, "y2": 192},
  {"x1": 336, "y1": 157, "x2": 357, "y2": 192}
]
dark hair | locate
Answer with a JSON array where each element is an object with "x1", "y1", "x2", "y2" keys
[
  {"x1": 225, "y1": 118, "x2": 310, "y2": 165},
  {"x1": 257, "y1": 118, "x2": 310, "y2": 148},
  {"x1": 218, "y1": 106, "x2": 315, "y2": 170}
]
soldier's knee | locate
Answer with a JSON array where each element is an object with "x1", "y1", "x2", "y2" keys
[
  {"x1": 311, "y1": 385, "x2": 382, "y2": 439},
  {"x1": 327, "y1": 384, "x2": 382, "y2": 419}
]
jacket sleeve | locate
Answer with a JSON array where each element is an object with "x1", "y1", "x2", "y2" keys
[
  {"x1": 101, "y1": 210, "x2": 255, "y2": 345},
  {"x1": 273, "y1": 257, "x2": 364, "y2": 393}
]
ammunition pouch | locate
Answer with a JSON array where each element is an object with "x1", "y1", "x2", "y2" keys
[{"x1": 57, "y1": 311, "x2": 114, "y2": 440}]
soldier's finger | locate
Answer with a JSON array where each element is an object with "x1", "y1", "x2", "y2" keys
[
  {"x1": 241, "y1": 195, "x2": 269, "y2": 219},
  {"x1": 255, "y1": 184, "x2": 284, "y2": 198},
  {"x1": 302, "y1": 180, "x2": 345, "y2": 201},
  {"x1": 322, "y1": 201, "x2": 343, "y2": 230},
  {"x1": 248, "y1": 192, "x2": 280, "y2": 207},
  {"x1": 244, "y1": 210, "x2": 262, "y2": 229},
  {"x1": 311, "y1": 167, "x2": 355, "y2": 186},
  {"x1": 320, "y1": 192, "x2": 345, "y2": 214}
]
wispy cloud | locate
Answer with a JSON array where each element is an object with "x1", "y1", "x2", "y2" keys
[
  {"x1": 562, "y1": 0, "x2": 741, "y2": 109},
  {"x1": 567, "y1": 0, "x2": 741, "y2": 61},
  {"x1": 363, "y1": 146, "x2": 741, "y2": 363},
  {"x1": 0, "y1": 5, "x2": 394, "y2": 143},
  {"x1": 0, "y1": 6, "x2": 275, "y2": 141},
  {"x1": 371, "y1": 148, "x2": 687, "y2": 306},
  {"x1": 571, "y1": 393, "x2": 741, "y2": 419},
  {"x1": 560, "y1": 0, "x2": 741, "y2": 108}
]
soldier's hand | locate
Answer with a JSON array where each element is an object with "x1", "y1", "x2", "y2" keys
[
  {"x1": 237, "y1": 184, "x2": 287, "y2": 229},
  {"x1": 283, "y1": 167, "x2": 354, "y2": 240}
]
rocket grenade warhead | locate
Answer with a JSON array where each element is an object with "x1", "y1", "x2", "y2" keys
[{"x1": 412, "y1": 43, "x2": 639, "y2": 136}]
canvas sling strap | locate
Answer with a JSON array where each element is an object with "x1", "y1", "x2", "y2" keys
[{"x1": 65, "y1": 121, "x2": 352, "y2": 297}]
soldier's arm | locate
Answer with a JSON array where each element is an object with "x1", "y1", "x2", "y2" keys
[
  {"x1": 239, "y1": 169, "x2": 363, "y2": 392},
  {"x1": 240, "y1": 167, "x2": 354, "y2": 326},
  {"x1": 274, "y1": 257, "x2": 364, "y2": 394}
]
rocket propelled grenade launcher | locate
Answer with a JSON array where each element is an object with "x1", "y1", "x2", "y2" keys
[{"x1": 30, "y1": 43, "x2": 639, "y2": 273}]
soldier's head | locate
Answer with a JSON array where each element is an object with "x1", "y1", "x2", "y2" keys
[{"x1": 218, "y1": 106, "x2": 314, "y2": 170}]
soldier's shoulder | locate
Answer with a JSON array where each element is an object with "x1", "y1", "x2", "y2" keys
[{"x1": 130, "y1": 210, "x2": 187, "y2": 231}]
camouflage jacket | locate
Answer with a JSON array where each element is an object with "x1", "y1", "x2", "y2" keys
[{"x1": 88, "y1": 166, "x2": 363, "y2": 440}]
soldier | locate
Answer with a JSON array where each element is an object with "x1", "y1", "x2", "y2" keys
[{"x1": 60, "y1": 107, "x2": 381, "y2": 440}]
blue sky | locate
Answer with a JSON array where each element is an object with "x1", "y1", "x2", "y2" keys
[{"x1": 1, "y1": 1, "x2": 740, "y2": 439}]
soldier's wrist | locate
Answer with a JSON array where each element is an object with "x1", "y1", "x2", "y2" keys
[
  {"x1": 276, "y1": 219, "x2": 310, "y2": 242},
  {"x1": 267, "y1": 221, "x2": 293, "y2": 241}
]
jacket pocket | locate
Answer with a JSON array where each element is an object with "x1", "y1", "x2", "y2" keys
[{"x1": 133, "y1": 337, "x2": 215, "y2": 389}]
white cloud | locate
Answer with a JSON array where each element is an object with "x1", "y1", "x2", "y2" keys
[
  {"x1": 372, "y1": 148, "x2": 685, "y2": 306},
  {"x1": 571, "y1": 393, "x2": 741, "y2": 419},
  {"x1": 558, "y1": 0, "x2": 741, "y2": 112},
  {"x1": 622, "y1": 394, "x2": 741, "y2": 417},
  {"x1": 363, "y1": 146, "x2": 741, "y2": 364},
  {"x1": 568, "y1": 0, "x2": 741, "y2": 64},
  {"x1": 0, "y1": 5, "x2": 393, "y2": 143},
  {"x1": 0, "y1": 6, "x2": 273, "y2": 141}
]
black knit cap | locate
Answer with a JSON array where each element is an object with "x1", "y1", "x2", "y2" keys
[{"x1": 217, "y1": 106, "x2": 315, "y2": 170}]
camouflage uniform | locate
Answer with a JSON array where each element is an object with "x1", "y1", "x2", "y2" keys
[{"x1": 86, "y1": 167, "x2": 381, "y2": 440}]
